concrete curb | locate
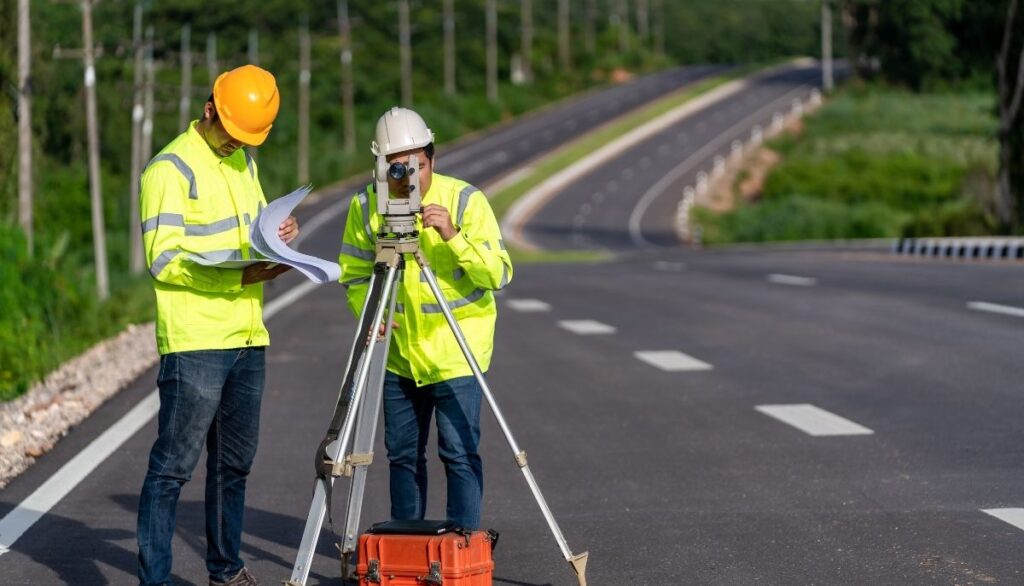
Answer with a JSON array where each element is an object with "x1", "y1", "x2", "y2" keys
[{"x1": 501, "y1": 58, "x2": 817, "y2": 251}]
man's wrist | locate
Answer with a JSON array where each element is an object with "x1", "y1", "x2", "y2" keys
[{"x1": 445, "y1": 228, "x2": 469, "y2": 255}]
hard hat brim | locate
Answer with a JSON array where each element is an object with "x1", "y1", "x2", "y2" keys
[{"x1": 219, "y1": 114, "x2": 272, "y2": 147}]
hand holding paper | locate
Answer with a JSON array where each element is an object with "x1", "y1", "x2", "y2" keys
[{"x1": 185, "y1": 186, "x2": 341, "y2": 284}]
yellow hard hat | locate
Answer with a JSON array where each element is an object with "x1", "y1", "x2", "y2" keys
[{"x1": 212, "y1": 65, "x2": 280, "y2": 146}]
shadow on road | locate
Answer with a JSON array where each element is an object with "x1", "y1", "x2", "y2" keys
[{"x1": 111, "y1": 493, "x2": 340, "y2": 585}]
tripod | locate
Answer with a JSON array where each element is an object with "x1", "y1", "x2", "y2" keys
[{"x1": 286, "y1": 228, "x2": 589, "y2": 586}]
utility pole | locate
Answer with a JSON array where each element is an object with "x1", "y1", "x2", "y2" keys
[
  {"x1": 247, "y1": 29, "x2": 259, "y2": 160},
  {"x1": 558, "y1": 0, "x2": 571, "y2": 72},
  {"x1": 486, "y1": 0, "x2": 498, "y2": 103},
  {"x1": 248, "y1": 28, "x2": 259, "y2": 66},
  {"x1": 141, "y1": 26, "x2": 155, "y2": 169},
  {"x1": 398, "y1": 0, "x2": 412, "y2": 106},
  {"x1": 584, "y1": 0, "x2": 596, "y2": 55},
  {"x1": 337, "y1": 0, "x2": 356, "y2": 152},
  {"x1": 520, "y1": 0, "x2": 532, "y2": 84},
  {"x1": 636, "y1": 0, "x2": 649, "y2": 43},
  {"x1": 81, "y1": 0, "x2": 108, "y2": 299},
  {"x1": 206, "y1": 32, "x2": 217, "y2": 84},
  {"x1": 618, "y1": 0, "x2": 630, "y2": 54},
  {"x1": 822, "y1": 0, "x2": 834, "y2": 93},
  {"x1": 653, "y1": 0, "x2": 664, "y2": 57},
  {"x1": 178, "y1": 23, "x2": 192, "y2": 131},
  {"x1": 443, "y1": 0, "x2": 455, "y2": 96},
  {"x1": 128, "y1": 1, "x2": 144, "y2": 273},
  {"x1": 298, "y1": 15, "x2": 310, "y2": 185},
  {"x1": 18, "y1": 0, "x2": 33, "y2": 253}
]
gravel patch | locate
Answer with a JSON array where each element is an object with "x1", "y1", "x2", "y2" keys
[{"x1": 0, "y1": 323, "x2": 158, "y2": 489}]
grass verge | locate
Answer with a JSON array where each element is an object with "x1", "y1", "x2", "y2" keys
[{"x1": 696, "y1": 86, "x2": 1001, "y2": 244}]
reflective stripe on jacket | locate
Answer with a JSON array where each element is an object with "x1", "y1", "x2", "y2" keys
[
  {"x1": 339, "y1": 173, "x2": 513, "y2": 386},
  {"x1": 140, "y1": 121, "x2": 269, "y2": 354}
]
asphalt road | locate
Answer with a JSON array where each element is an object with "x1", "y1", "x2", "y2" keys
[
  {"x1": 524, "y1": 64, "x2": 824, "y2": 251},
  {"x1": 4, "y1": 63, "x2": 1024, "y2": 586}
]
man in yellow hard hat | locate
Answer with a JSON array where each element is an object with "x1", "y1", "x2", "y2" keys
[
  {"x1": 136, "y1": 64, "x2": 295, "y2": 586},
  {"x1": 339, "y1": 108, "x2": 513, "y2": 530}
]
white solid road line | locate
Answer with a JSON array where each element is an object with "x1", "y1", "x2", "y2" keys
[
  {"x1": 755, "y1": 404, "x2": 874, "y2": 437},
  {"x1": 557, "y1": 320, "x2": 617, "y2": 335},
  {"x1": 503, "y1": 59, "x2": 816, "y2": 251},
  {"x1": 767, "y1": 273, "x2": 818, "y2": 287},
  {"x1": 982, "y1": 508, "x2": 1024, "y2": 531},
  {"x1": 967, "y1": 301, "x2": 1024, "y2": 319},
  {"x1": 0, "y1": 227, "x2": 329, "y2": 556},
  {"x1": 634, "y1": 350, "x2": 713, "y2": 372},
  {"x1": 506, "y1": 298, "x2": 552, "y2": 312},
  {"x1": 628, "y1": 82, "x2": 813, "y2": 247},
  {"x1": 0, "y1": 391, "x2": 159, "y2": 556}
]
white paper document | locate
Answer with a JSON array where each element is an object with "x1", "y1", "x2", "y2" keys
[{"x1": 186, "y1": 186, "x2": 341, "y2": 284}]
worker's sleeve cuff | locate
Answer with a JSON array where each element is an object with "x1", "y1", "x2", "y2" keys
[{"x1": 446, "y1": 230, "x2": 471, "y2": 257}]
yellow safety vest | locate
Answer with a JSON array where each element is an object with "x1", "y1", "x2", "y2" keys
[
  {"x1": 339, "y1": 173, "x2": 513, "y2": 386},
  {"x1": 140, "y1": 121, "x2": 270, "y2": 355}
]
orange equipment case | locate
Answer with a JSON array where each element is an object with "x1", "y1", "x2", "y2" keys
[{"x1": 355, "y1": 520, "x2": 497, "y2": 585}]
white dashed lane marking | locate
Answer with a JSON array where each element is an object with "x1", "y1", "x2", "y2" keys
[
  {"x1": 982, "y1": 508, "x2": 1024, "y2": 532},
  {"x1": 634, "y1": 350, "x2": 713, "y2": 372},
  {"x1": 967, "y1": 301, "x2": 1024, "y2": 319},
  {"x1": 755, "y1": 404, "x2": 874, "y2": 436},
  {"x1": 506, "y1": 299, "x2": 552, "y2": 312},
  {"x1": 653, "y1": 261, "x2": 686, "y2": 271},
  {"x1": 767, "y1": 273, "x2": 818, "y2": 287},
  {"x1": 558, "y1": 320, "x2": 617, "y2": 335}
]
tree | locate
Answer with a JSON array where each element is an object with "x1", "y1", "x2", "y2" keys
[{"x1": 997, "y1": 0, "x2": 1024, "y2": 229}]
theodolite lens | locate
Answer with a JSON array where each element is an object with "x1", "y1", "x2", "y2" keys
[{"x1": 388, "y1": 162, "x2": 409, "y2": 181}]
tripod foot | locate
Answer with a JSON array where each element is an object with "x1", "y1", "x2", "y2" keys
[
  {"x1": 336, "y1": 543, "x2": 354, "y2": 581},
  {"x1": 569, "y1": 551, "x2": 589, "y2": 586}
]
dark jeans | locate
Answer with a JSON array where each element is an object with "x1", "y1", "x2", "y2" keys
[
  {"x1": 383, "y1": 372, "x2": 483, "y2": 529},
  {"x1": 137, "y1": 348, "x2": 265, "y2": 586}
]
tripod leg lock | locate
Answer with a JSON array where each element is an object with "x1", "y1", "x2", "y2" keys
[
  {"x1": 514, "y1": 450, "x2": 528, "y2": 468},
  {"x1": 331, "y1": 452, "x2": 374, "y2": 477}
]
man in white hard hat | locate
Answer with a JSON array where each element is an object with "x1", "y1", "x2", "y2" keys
[{"x1": 338, "y1": 107, "x2": 513, "y2": 529}]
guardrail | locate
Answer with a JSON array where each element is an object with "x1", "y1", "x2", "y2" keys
[{"x1": 892, "y1": 237, "x2": 1024, "y2": 260}]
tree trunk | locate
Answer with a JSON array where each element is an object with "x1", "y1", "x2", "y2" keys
[
  {"x1": 998, "y1": 0, "x2": 1024, "y2": 231},
  {"x1": 1000, "y1": 128, "x2": 1024, "y2": 230}
]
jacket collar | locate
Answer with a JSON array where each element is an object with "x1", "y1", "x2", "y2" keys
[{"x1": 186, "y1": 120, "x2": 248, "y2": 173}]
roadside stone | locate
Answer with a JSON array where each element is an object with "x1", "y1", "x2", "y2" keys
[
  {"x1": 1, "y1": 430, "x2": 23, "y2": 448},
  {"x1": 0, "y1": 322, "x2": 158, "y2": 488}
]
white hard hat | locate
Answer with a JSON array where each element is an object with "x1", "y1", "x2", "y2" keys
[{"x1": 371, "y1": 107, "x2": 435, "y2": 156}]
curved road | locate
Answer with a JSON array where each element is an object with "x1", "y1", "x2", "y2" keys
[{"x1": 525, "y1": 64, "x2": 822, "y2": 250}]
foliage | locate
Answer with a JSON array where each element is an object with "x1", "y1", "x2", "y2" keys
[
  {"x1": 0, "y1": 227, "x2": 153, "y2": 400},
  {"x1": 698, "y1": 88, "x2": 1001, "y2": 244},
  {"x1": 844, "y1": 0, "x2": 1008, "y2": 91},
  {"x1": 10, "y1": 0, "x2": 820, "y2": 399}
]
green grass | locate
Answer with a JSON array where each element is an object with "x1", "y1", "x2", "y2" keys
[{"x1": 698, "y1": 87, "x2": 1001, "y2": 244}]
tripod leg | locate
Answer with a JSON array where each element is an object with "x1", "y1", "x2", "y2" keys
[
  {"x1": 417, "y1": 257, "x2": 589, "y2": 586},
  {"x1": 338, "y1": 276, "x2": 400, "y2": 577},
  {"x1": 287, "y1": 264, "x2": 401, "y2": 586}
]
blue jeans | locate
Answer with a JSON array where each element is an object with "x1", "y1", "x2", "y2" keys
[
  {"x1": 383, "y1": 372, "x2": 483, "y2": 529},
  {"x1": 137, "y1": 348, "x2": 265, "y2": 586}
]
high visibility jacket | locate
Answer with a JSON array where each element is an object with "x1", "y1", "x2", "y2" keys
[
  {"x1": 140, "y1": 121, "x2": 270, "y2": 355},
  {"x1": 339, "y1": 173, "x2": 513, "y2": 386}
]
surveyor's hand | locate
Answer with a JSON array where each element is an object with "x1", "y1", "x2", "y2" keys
[
  {"x1": 377, "y1": 321, "x2": 400, "y2": 338},
  {"x1": 368, "y1": 320, "x2": 400, "y2": 344},
  {"x1": 278, "y1": 215, "x2": 299, "y2": 244},
  {"x1": 422, "y1": 204, "x2": 458, "y2": 241},
  {"x1": 242, "y1": 262, "x2": 291, "y2": 285}
]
